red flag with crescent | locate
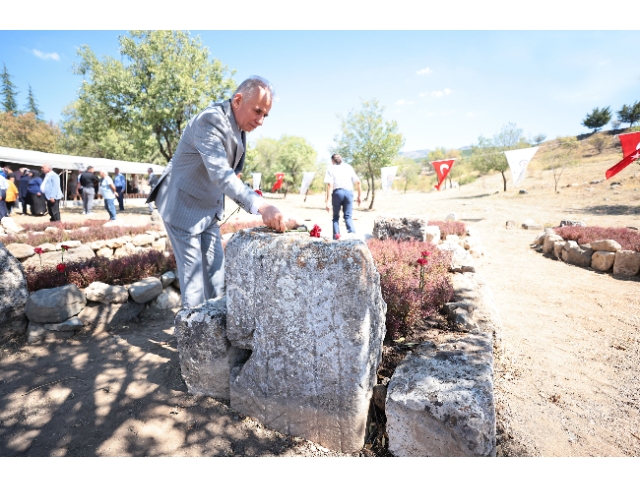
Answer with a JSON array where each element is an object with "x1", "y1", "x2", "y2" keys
[
  {"x1": 431, "y1": 159, "x2": 455, "y2": 191},
  {"x1": 271, "y1": 173, "x2": 285, "y2": 192},
  {"x1": 605, "y1": 148, "x2": 640, "y2": 180},
  {"x1": 619, "y1": 132, "x2": 640, "y2": 158}
]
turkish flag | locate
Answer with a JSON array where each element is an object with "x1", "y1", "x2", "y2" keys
[
  {"x1": 271, "y1": 173, "x2": 285, "y2": 192},
  {"x1": 605, "y1": 148, "x2": 640, "y2": 180},
  {"x1": 619, "y1": 132, "x2": 640, "y2": 159},
  {"x1": 431, "y1": 159, "x2": 455, "y2": 191}
]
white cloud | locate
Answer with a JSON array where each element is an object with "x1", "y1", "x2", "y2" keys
[
  {"x1": 395, "y1": 99, "x2": 414, "y2": 106},
  {"x1": 443, "y1": 88, "x2": 452, "y2": 95},
  {"x1": 429, "y1": 88, "x2": 453, "y2": 98},
  {"x1": 466, "y1": 111, "x2": 481, "y2": 118},
  {"x1": 416, "y1": 67, "x2": 432, "y2": 75},
  {"x1": 32, "y1": 49, "x2": 60, "y2": 61}
]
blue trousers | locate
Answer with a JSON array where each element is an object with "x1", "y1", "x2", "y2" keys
[
  {"x1": 332, "y1": 188, "x2": 356, "y2": 239},
  {"x1": 115, "y1": 186, "x2": 125, "y2": 211},
  {"x1": 104, "y1": 198, "x2": 117, "y2": 220}
]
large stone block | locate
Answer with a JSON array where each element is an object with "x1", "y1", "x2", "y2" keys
[
  {"x1": 128, "y1": 277, "x2": 163, "y2": 303},
  {"x1": 372, "y1": 216, "x2": 429, "y2": 242},
  {"x1": 25, "y1": 284, "x2": 86, "y2": 324},
  {"x1": 78, "y1": 300, "x2": 145, "y2": 331},
  {"x1": 424, "y1": 225, "x2": 441, "y2": 244},
  {"x1": 590, "y1": 239, "x2": 622, "y2": 252},
  {"x1": 147, "y1": 287, "x2": 182, "y2": 312},
  {"x1": 0, "y1": 242, "x2": 29, "y2": 332},
  {"x1": 174, "y1": 297, "x2": 242, "y2": 399},
  {"x1": 542, "y1": 234, "x2": 564, "y2": 254},
  {"x1": 553, "y1": 241, "x2": 564, "y2": 260},
  {"x1": 226, "y1": 229, "x2": 386, "y2": 453},
  {"x1": 22, "y1": 245, "x2": 95, "y2": 268},
  {"x1": 5, "y1": 243, "x2": 35, "y2": 260},
  {"x1": 613, "y1": 250, "x2": 640, "y2": 276},
  {"x1": 386, "y1": 333, "x2": 496, "y2": 457},
  {"x1": 84, "y1": 281, "x2": 129, "y2": 304},
  {"x1": 591, "y1": 251, "x2": 615, "y2": 272},
  {"x1": 565, "y1": 245, "x2": 594, "y2": 267}
]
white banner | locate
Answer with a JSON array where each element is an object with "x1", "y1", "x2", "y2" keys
[
  {"x1": 252, "y1": 173, "x2": 261, "y2": 191},
  {"x1": 505, "y1": 147, "x2": 538, "y2": 186},
  {"x1": 299, "y1": 172, "x2": 315, "y2": 195},
  {"x1": 380, "y1": 166, "x2": 398, "y2": 192}
]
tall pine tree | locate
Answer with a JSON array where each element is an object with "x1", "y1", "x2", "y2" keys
[
  {"x1": 25, "y1": 85, "x2": 42, "y2": 119},
  {"x1": 1, "y1": 63, "x2": 20, "y2": 114}
]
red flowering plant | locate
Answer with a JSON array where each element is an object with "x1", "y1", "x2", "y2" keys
[
  {"x1": 335, "y1": 234, "x2": 341, "y2": 240},
  {"x1": 309, "y1": 224, "x2": 322, "y2": 238},
  {"x1": 34, "y1": 247, "x2": 44, "y2": 270}
]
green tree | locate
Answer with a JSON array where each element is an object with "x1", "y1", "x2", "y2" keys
[
  {"x1": 582, "y1": 106, "x2": 611, "y2": 133},
  {"x1": 1, "y1": 63, "x2": 20, "y2": 114},
  {"x1": 546, "y1": 136, "x2": 581, "y2": 193},
  {"x1": 618, "y1": 101, "x2": 640, "y2": 128},
  {"x1": 472, "y1": 122, "x2": 530, "y2": 192},
  {"x1": 71, "y1": 30, "x2": 236, "y2": 164},
  {"x1": 25, "y1": 85, "x2": 42, "y2": 119},
  {"x1": 273, "y1": 135, "x2": 317, "y2": 197},
  {"x1": 332, "y1": 99, "x2": 404, "y2": 209},
  {"x1": 396, "y1": 156, "x2": 421, "y2": 193},
  {"x1": 0, "y1": 112, "x2": 60, "y2": 152},
  {"x1": 533, "y1": 133, "x2": 547, "y2": 145}
]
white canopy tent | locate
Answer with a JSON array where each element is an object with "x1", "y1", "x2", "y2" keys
[
  {"x1": 0, "y1": 145, "x2": 165, "y2": 174},
  {"x1": 0, "y1": 145, "x2": 166, "y2": 208}
]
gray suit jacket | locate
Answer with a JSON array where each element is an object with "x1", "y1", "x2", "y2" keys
[{"x1": 147, "y1": 99, "x2": 260, "y2": 233}]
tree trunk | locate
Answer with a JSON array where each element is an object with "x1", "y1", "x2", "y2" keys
[
  {"x1": 501, "y1": 171, "x2": 507, "y2": 192},
  {"x1": 368, "y1": 169, "x2": 376, "y2": 210},
  {"x1": 364, "y1": 175, "x2": 371, "y2": 201}
]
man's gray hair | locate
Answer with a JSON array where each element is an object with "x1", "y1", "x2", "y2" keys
[{"x1": 234, "y1": 76, "x2": 276, "y2": 100}]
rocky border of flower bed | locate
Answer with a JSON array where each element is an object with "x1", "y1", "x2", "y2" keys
[{"x1": 531, "y1": 230, "x2": 640, "y2": 277}]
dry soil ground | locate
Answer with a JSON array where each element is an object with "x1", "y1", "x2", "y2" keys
[{"x1": 1, "y1": 155, "x2": 639, "y2": 457}]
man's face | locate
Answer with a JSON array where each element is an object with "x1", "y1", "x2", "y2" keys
[
  {"x1": 41, "y1": 166, "x2": 50, "y2": 174},
  {"x1": 115, "y1": 169, "x2": 120, "y2": 175},
  {"x1": 232, "y1": 87, "x2": 272, "y2": 132}
]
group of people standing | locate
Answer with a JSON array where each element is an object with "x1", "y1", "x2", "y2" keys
[
  {"x1": 0, "y1": 164, "x2": 159, "y2": 223},
  {"x1": 0, "y1": 165, "x2": 62, "y2": 221}
]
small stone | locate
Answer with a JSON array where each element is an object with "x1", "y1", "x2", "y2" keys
[
  {"x1": 132, "y1": 234, "x2": 155, "y2": 247},
  {"x1": 90, "y1": 240, "x2": 107, "y2": 251},
  {"x1": 160, "y1": 271, "x2": 176, "y2": 288},
  {"x1": 505, "y1": 220, "x2": 517, "y2": 230},
  {"x1": 85, "y1": 281, "x2": 129, "y2": 304},
  {"x1": 152, "y1": 238, "x2": 167, "y2": 252},
  {"x1": 44, "y1": 226, "x2": 59, "y2": 233},
  {"x1": 96, "y1": 247, "x2": 114, "y2": 258},
  {"x1": 445, "y1": 212, "x2": 458, "y2": 222},
  {"x1": 38, "y1": 243, "x2": 56, "y2": 252},
  {"x1": 518, "y1": 189, "x2": 528, "y2": 194},
  {"x1": 43, "y1": 317, "x2": 84, "y2": 332},
  {"x1": 25, "y1": 284, "x2": 87, "y2": 324},
  {"x1": 6, "y1": 243, "x2": 35, "y2": 260},
  {"x1": 128, "y1": 277, "x2": 163, "y2": 304},
  {"x1": 1, "y1": 217, "x2": 24, "y2": 234}
]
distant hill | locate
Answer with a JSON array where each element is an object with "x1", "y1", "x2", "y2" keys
[{"x1": 400, "y1": 149, "x2": 431, "y2": 160}]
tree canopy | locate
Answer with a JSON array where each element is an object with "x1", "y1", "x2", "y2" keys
[
  {"x1": 582, "y1": 106, "x2": 611, "y2": 133},
  {"x1": 471, "y1": 122, "x2": 530, "y2": 192},
  {"x1": 331, "y1": 99, "x2": 404, "y2": 209},
  {"x1": 25, "y1": 85, "x2": 42, "y2": 119},
  {"x1": 0, "y1": 112, "x2": 60, "y2": 152},
  {"x1": 1, "y1": 63, "x2": 20, "y2": 114},
  {"x1": 68, "y1": 30, "x2": 236, "y2": 164},
  {"x1": 618, "y1": 101, "x2": 640, "y2": 128}
]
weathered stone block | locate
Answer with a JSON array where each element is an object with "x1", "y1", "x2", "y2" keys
[
  {"x1": 85, "y1": 281, "x2": 129, "y2": 304},
  {"x1": 160, "y1": 271, "x2": 175, "y2": 288},
  {"x1": 1, "y1": 217, "x2": 23, "y2": 234},
  {"x1": 128, "y1": 277, "x2": 163, "y2": 304},
  {"x1": 6, "y1": 243, "x2": 35, "y2": 260},
  {"x1": 590, "y1": 239, "x2": 622, "y2": 252},
  {"x1": 226, "y1": 229, "x2": 386, "y2": 453},
  {"x1": 96, "y1": 247, "x2": 113, "y2": 258},
  {"x1": 132, "y1": 234, "x2": 155, "y2": 247},
  {"x1": 543, "y1": 234, "x2": 564, "y2": 254},
  {"x1": 372, "y1": 216, "x2": 429, "y2": 242},
  {"x1": 566, "y1": 245, "x2": 594, "y2": 267},
  {"x1": 0, "y1": 242, "x2": 29, "y2": 333},
  {"x1": 78, "y1": 300, "x2": 144, "y2": 331},
  {"x1": 553, "y1": 241, "x2": 564, "y2": 260},
  {"x1": 386, "y1": 333, "x2": 496, "y2": 457},
  {"x1": 152, "y1": 237, "x2": 167, "y2": 252},
  {"x1": 424, "y1": 226, "x2": 441, "y2": 244},
  {"x1": 591, "y1": 251, "x2": 615, "y2": 272},
  {"x1": 174, "y1": 297, "x2": 241, "y2": 399},
  {"x1": 613, "y1": 250, "x2": 640, "y2": 276},
  {"x1": 25, "y1": 284, "x2": 86, "y2": 324},
  {"x1": 148, "y1": 287, "x2": 182, "y2": 311},
  {"x1": 43, "y1": 317, "x2": 85, "y2": 332}
]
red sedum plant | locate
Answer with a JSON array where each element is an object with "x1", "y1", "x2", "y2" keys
[
  {"x1": 25, "y1": 250, "x2": 177, "y2": 292},
  {"x1": 367, "y1": 239, "x2": 454, "y2": 342},
  {"x1": 554, "y1": 226, "x2": 640, "y2": 251},
  {"x1": 428, "y1": 220, "x2": 466, "y2": 239}
]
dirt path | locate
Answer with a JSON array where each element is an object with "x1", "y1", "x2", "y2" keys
[{"x1": 2, "y1": 160, "x2": 639, "y2": 456}]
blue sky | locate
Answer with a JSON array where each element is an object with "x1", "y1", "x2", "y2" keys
[{"x1": 1, "y1": 28, "x2": 639, "y2": 161}]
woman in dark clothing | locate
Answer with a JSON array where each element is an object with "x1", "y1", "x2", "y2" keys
[{"x1": 27, "y1": 170, "x2": 47, "y2": 216}]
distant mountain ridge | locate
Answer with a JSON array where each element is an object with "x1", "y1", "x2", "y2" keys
[{"x1": 401, "y1": 146, "x2": 472, "y2": 160}]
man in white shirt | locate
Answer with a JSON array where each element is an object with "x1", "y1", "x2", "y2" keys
[
  {"x1": 40, "y1": 164, "x2": 64, "y2": 222},
  {"x1": 324, "y1": 153, "x2": 362, "y2": 239},
  {"x1": 0, "y1": 172, "x2": 8, "y2": 220}
]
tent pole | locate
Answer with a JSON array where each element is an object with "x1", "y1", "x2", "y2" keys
[{"x1": 63, "y1": 169, "x2": 68, "y2": 209}]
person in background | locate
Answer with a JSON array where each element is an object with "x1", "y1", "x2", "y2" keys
[
  {"x1": 324, "y1": 153, "x2": 362, "y2": 240},
  {"x1": 147, "y1": 167, "x2": 159, "y2": 213},
  {"x1": 66, "y1": 170, "x2": 80, "y2": 206},
  {"x1": 18, "y1": 167, "x2": 30, "y2": 214},
  {"x1": 27, "y1": 170, "x2": 47, "y2": 216},
  {"x1": 0, "y1": 171, "x2": 8, "y2": 219},
  {"x1": 99, "y1": 170, "x2": 118, "y2": 221},
  {"x1": 5, "y1": 173, "x2": 19, "y2": 215},
  {"x1": 114, "y1": 167, "x2": 126, "y2": 212},
  {"x1": 79, "y1": 166, "x2": 99, "y2": 215},
  {"x1": 40, "y1": 164, "x2": 64, "y2": 222}
]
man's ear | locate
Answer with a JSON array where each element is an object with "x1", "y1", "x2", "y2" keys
[{"x1": 232, "y1": 92, "x2": 243, "y2": 107}]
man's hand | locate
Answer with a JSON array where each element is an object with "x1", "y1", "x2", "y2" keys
[
  {"x1": 259, "y1": 204, "x2": 286, "y2": 232},
  {"x1": 49, "y1": 198, "x2": 55, "y2": 203},
  {"x1": 357, "y1": 196, "x2": 361, "y2": 206},
  {"x1": 325, "y1": 202, "x2": 331, "y2": 212},
  {"x1": 37, "y1": 192, "x2": 41, "y2": 196}
]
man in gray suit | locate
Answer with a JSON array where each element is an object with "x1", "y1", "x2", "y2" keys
[{"x1": 148, "y1": 76, "x2": 293, "y2": 308}]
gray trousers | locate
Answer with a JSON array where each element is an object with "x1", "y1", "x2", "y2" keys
[
  {"x1": 163, "y1": 219, "x2": 224, "y2": 308},
  {"x1": 81, "y1": 187, "x2": 95, "y2": 214}
]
